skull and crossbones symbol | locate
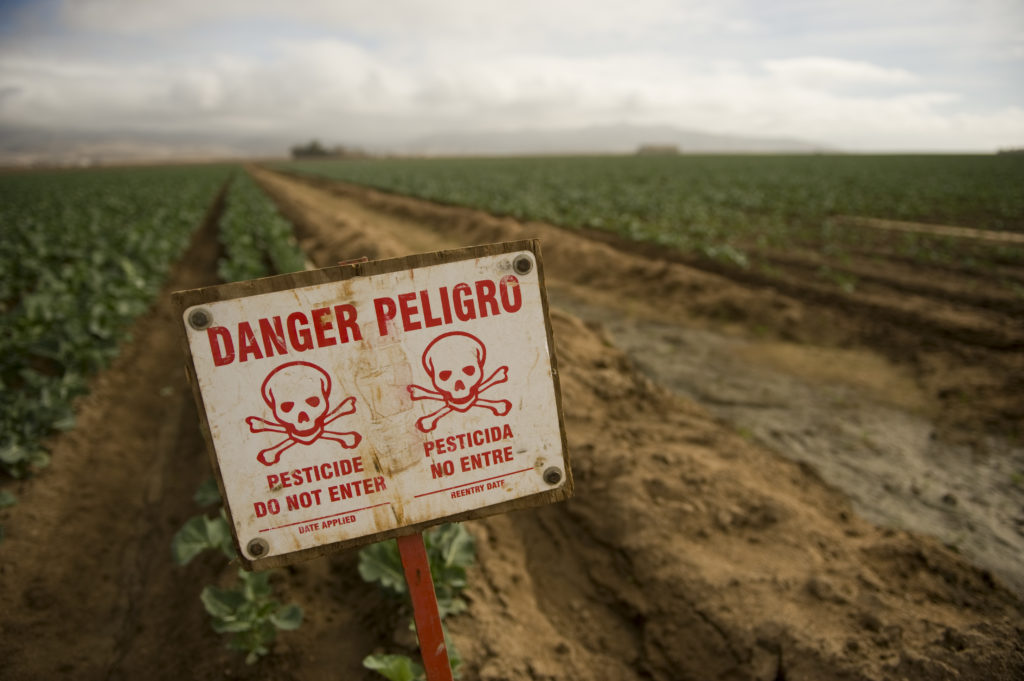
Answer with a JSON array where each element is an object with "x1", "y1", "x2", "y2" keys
[
  {"x1": 246, "y1": 361, "x2": 361, "y2": 466},
  {"x1": 407, "y1": 331, "x2": 511, "y2": 433}
]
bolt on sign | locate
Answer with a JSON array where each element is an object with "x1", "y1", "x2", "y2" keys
[{"x1": 173, "y1": 240, "x2": 571, "y2": 570}]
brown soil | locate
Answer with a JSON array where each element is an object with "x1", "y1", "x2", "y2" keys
[{"x1": 1, "y1": 166, "x2": 1022, "y2": 680}]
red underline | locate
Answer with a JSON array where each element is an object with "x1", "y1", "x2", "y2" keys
[
  {"x1": 260, "y1": 501, "x2": 392, "y2": 532},
  {"x1": 413, "y1": 467, "x2": 534, "y2": 499}
]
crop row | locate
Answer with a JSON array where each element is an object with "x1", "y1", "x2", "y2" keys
[
  {"x1": 218, "y1": 171, "x2": 307, "y2": 282},
  {"x1": 171, "y1": 169, "x2": 310, "y2": 663},
  {"x1": 0, "y1": 165, "x2": 233, "y2": 478},
  {"x1": 277, "y1": 154, "x2": 1024, "y2": 265}
]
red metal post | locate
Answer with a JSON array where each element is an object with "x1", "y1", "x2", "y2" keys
[{"x1": 396, "y1": 532, "x2": 454, "y2": 681}]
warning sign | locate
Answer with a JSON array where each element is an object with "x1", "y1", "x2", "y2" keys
[{"x1": 174, "y1": 240, "x2": 571, "y2": 569}]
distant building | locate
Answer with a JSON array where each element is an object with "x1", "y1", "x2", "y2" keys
[{"x1": 290, "y1": 140, "x2": 370, "y2": 159}]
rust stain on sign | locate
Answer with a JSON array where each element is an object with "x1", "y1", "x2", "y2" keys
[{"x1": 173, "y1": 240, "x2": 571, "y2": 570}]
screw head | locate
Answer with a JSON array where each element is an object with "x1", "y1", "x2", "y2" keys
[
  {"x1": 543, "y1": 467, "x2": 562, "y2": 485},
  {"x1": 247, "y1": 538, "x2": 269, "y2": 558},
  {"x1": 513, "y1": 254, "x2": 533, "y2": 275},
  {"x1": 188, "y1": 307, "x2": 212, "y2": 330}
]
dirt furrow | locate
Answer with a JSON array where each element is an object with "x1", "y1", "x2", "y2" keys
[{"x1": 756, "y1": 250, "x2": 1024, "y2": 317}]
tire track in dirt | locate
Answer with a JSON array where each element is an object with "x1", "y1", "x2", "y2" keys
[
  {"x1": 833, "y1": 215, "x2": 1024, "y2": 244},
  {"x1": 756, "y1": 250, "x2": 1024, "y2": 318},
  {"x1": 250, "y1": 166, "x2": 1024, "y2": 680}
]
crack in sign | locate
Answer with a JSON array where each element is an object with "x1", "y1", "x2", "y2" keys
[
  {"x1": 246, "y1": 361, "x2": 362, "y2": 466},
  {"x1": 407, "y1": 331, "x2": 512, "y2": 433}
]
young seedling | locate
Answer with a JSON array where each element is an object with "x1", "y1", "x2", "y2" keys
[
  {"x1": 201, "y1": 569, "x2": 304, "y2": 665},
  {"x1": 171, "y1": 477, "x2": 304, "y2": 664},
  {"x1": 359, "y1": 523, "x2": 474, "y2": 680}
]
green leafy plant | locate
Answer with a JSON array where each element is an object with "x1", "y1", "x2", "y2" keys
[
  {"x1": 171, "y1": 509, "x2": 236, "y2": 564},
  {"x1": 358, "y1": 524, "x2": 475, "y2": 618},
  {"x1": 192, "y1": 476, "x2": 225, "y2": 507},
  {"x1": 359, "y1": 524, "x2": 474, "y2": 680},
  {"x1": 201, "y1": 569, "x2": 303, "y2": 665},
  {"x1": 217, "y1": 171, "x2": 306, "y2": 282},
  {"x1": 171, "y1": 477, "x2": 235, "y2": 564},
  {"x1": 277, "y1": 154, "x2": 1024, "y2": 271},
  {"x1": 364, "y1": 626, "x2": 463, "y2": 681},
  {"x1": 172, "y1": 478, "x2": 303, "y2": 664},
  {"x1": 363, "y1": 653, "x2": 424, "y2": 681},
  {"x1": 1, "y1": 165, "x2": 232, "y2": 478}
]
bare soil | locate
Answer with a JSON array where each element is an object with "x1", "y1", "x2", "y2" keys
[{"x1": 1, "y1": 165, "x2": 1022, "y2": 680}]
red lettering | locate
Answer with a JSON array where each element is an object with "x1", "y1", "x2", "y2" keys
[
  {"x1": 287, "y1": 311, "x2": 313, "y2": 351},
  {"x1": 420, "y1": 290, "x2": 442, "y2": 328},
  {"x1": 475, "y1": 279, "x2": 498, "y2": 317},
  {"x1": 398, "y1": 292, "x2": 421, "y2": 331},
  {"x1": 499, "y1": 275, "x2": 522, "y2": 312},
  {"x1": 238, "y1": 322, "x2": 263, "y2": 362},
  {"x1": 327, "y1": 476, "x2": 386, "y2": 501},
  {"x1": 286, "y1": 489, "x2": 323, "y2": 511},
  {"x1": 452, "y1": 283, "x2": 476, "y2": 321},
  {"x1": 374, "y1": 297, "x2": 397, "y2": 336},
  {"x1": 258, "y1": 317, "x2": 287, "y2": 357},
  {"x1": 254, "y1": 499, "x2": 280, "y2": 517},
  {"x1": 312, "y1": 307, "x2": 337, "y2": 347},
  {"x1": 332, "y1": 304, "x2": 362, "y2": 342},
  {"x1": 208, "y1": 327, "x2": 235, "y2": 366},
  {"x1": 431, "y1": 460, "x2": 455, "y2": 478}
]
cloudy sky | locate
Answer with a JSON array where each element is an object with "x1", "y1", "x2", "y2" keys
[{"x1": 1, "y1": 0, "x2": 1022, "y2": 158}]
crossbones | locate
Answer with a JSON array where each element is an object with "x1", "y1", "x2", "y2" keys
[
  {"x1": 408, "y1": 331, "x2": 511, "y2": 432},
  {"x1": 246, "y1": 361, "x2": 361, "y2": 466}
]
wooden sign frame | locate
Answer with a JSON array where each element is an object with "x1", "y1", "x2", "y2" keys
[{"x1": 173, "y1": 240, "x2": 572, "y2": 570}]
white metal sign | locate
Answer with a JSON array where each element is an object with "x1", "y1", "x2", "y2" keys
[{"x1": 175, "y1": 241, "x2": 570, "y2": 569}]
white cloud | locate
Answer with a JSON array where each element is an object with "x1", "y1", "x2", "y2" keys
[
  {"x1": 763, "y1": 57, "x2": 917, "y2": 87},
  {"x1": 57, "y1": 0, "x2": 742, "y2": 45},
  {"x1": 0, "y1": 1, "x2": 1021, "y2": 153}
]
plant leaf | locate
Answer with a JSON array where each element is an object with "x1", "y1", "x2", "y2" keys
[
  {"x1": 358, "y1": 539, "x2": 407, "y2": 596},
  {"x1": 270, "y1": 603, "x2": 303, "y2": 631},
  {"x1": 171, "y1": 514, "x2": 234, "y2": 565},
  {"x1": 363, "y1": 653, "x2": 424, "y2": 681},
  {"x1": 193, "y1": 477, "x2": 223, "y2": 507},
  {"x1": 200, "y1": 584, "x2": 246, "y2": 619}
]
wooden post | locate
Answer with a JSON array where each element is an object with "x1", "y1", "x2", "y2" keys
[{"x1": 396, "y1": 533, "x2": 454, "y2": 681}]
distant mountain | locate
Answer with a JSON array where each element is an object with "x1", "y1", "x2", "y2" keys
[
  {"x1": 0, "y1": 125, "x2": 289, "y2": 166},
  {"x1": 396, "y1": 124, "x2": 830, "y2": 156},
  {"x1": 0, "y1": 122, "x2": 830, "y2": 166}
]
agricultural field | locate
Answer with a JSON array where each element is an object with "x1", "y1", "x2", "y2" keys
[
  {"x1": 1, "y1": 164, "x2": 233, "y2": 479},
  {"x1": 2, "y1": 159, "x2": 1024, "y2": 680},
  {"x1": 278, "y1": 154, "x2": 1024, "y2": 267},
  {"x1": 277, "y1": 155, "x2": 1024, "y2": 428}
]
